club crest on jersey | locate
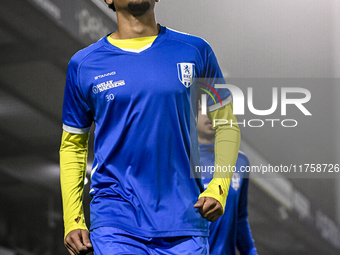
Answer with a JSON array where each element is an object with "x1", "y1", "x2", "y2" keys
[
  {"x1": 177, "y1": 63, "x2": 195, "y2": 88},
  {"x1": 231, "y1": 173, "x2": 241, "y2": 191}
]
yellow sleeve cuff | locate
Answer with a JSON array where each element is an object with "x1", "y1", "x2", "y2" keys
[{"x1": 199, "y1": 178, "x2": 231, "y2": 213}]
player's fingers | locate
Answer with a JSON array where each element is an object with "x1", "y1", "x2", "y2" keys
[
  {"x1": 195, "y1": 197, "x2": 208, "y2": 217},
  {"x1": 204, "y1": 209, "x2": 221, "y2": 221},
  {"x1": 207, "y1": 213, "x2": 220, "y2": 222},
  {"x1": 194, "y1": 197, "x2": 205, "y2": 208},
  {"x1": 212, "y1": 212, "x2": 222, "y2": 222},
  {"x1": 81, "y1": 230, "x2": 93, "y2": 249},
  {"x1": 201, "y1": 198, "x2": 217, "y2": 216},
  {"x1": 204, "y1": 203, "x2": 223, "y2": 221},
  {"x1": 65, "y1": 233, "x2": 80, "y2": 255},
  {"x1": 201, "y1": 198, "x2": 223, "y2": 218},
  {"x1": 65, "y1": 241, "x2": 78, "y2": 255},
  {"x1": 70, "y1": 232, "x2": 91, "y2": 254}
]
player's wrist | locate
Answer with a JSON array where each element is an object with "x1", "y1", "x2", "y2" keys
[
  {"x1": 199, "y1": 181, "x2": 227, "y2": 213},
  {"x1": 64, "y1": 219, "x2": 89, "y2": 240}
]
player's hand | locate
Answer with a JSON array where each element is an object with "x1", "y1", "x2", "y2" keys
[
  {"x1": 194, "y1": 197, "x2": 223, "y2": 222},
  {"x1": 64, "y1": 229, "x2": 93, "y2": 255}
]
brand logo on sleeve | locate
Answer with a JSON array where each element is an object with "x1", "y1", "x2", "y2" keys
[
  {"x1": 177, "y1": 63, "x2": 195, "y2": 88},
  {"x1": 94, "y1": 71, "x2": 116, "y2": 80}
]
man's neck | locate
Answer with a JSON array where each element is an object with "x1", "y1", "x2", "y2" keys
[
  {"x1": 198, "y1": 136, "x2": 215, "y2": 144},
  {"x1": 112, "y1": 11, "x2": 158, "y2": 39}
]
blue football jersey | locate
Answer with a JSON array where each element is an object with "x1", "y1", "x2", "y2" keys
[
  {"x1": 62, "y1": 25, "x2": 231, "y2": 237},
  {"x1": 200, "y1": 144, "x2": 257, "y2": 255}
]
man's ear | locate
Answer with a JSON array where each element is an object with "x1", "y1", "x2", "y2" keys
[{"x1": 106, "y1": 0, "x2": 114, "y2": 5}]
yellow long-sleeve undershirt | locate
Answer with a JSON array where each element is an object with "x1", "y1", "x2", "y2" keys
[
  {"x1": 198, "y1": 102, "x2": 240, "y2": 212},
  {"x1": 60, "y1": 131, "x2": 89, "y2": 239},
  {"x1": 107, "y1": 34, "x2": 157, "y2": 50}
]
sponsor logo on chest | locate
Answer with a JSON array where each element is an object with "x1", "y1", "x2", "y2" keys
[{"x1": 92, "y1": 80, "x2": 125, "y2": 94}]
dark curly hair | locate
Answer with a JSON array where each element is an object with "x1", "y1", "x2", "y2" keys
[{"x1": 104, "y1": 0, "x2": 116, "y2": 12}]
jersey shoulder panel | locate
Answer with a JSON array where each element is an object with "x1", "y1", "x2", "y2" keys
[
  {"x1": 68, "y1": 37, "x2": 107, "y2": 70},
  {"x1": 238, "y1": 151, "x2": 250, "y2": 166},
  {"x1": 166, "y1": 27, "x2": 213, "y2": 52},
  {"x1": 166, "y1": 27, "x2": 214, "y2": 70}
]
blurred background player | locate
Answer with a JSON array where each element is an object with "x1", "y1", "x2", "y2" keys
[
  {"x1": 197, "y1": 103, "x2": 257, "y2": 255},
  {"x1": 60, "y1": 0, "x2": 240, "y2": 254}
]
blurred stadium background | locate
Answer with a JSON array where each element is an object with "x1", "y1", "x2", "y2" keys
[{"x1": 0, "y1": 0, "x2": 340, "y2": 254}]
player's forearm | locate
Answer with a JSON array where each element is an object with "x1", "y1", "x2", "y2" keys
[
  {"x1": 199, "y1": 103, "x2": 240, "y2": 212},
  {"x1": 60, "y1": 130, "x2": 89, "y2": 239},
  {"x1": 213, "y1": 123, "x2": 240, "y2": 180}
]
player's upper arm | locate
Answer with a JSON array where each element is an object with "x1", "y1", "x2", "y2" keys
[{"x1": 207, "y1": 101, "x2": 239, "y2": 131}]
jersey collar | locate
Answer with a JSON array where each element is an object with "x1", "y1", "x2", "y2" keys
[{"x1": 101, "y1": 25, "x2": 168, "y2": 54}]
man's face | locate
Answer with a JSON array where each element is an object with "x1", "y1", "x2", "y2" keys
[
  {"x1": 107, "y1": 0, "x2": 158, "y2": 16},
  {"x1": 197, "y1": 104, "x2": 215, "y2": 142}
]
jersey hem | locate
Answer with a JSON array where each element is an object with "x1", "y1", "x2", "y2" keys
[{"x1": 89, "y1": 221, "x2": 209, "y2": 238}]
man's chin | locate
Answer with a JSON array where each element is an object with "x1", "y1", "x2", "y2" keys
[{"x1": 127, "y1": 1, "x2": 151, "y2": 16}]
